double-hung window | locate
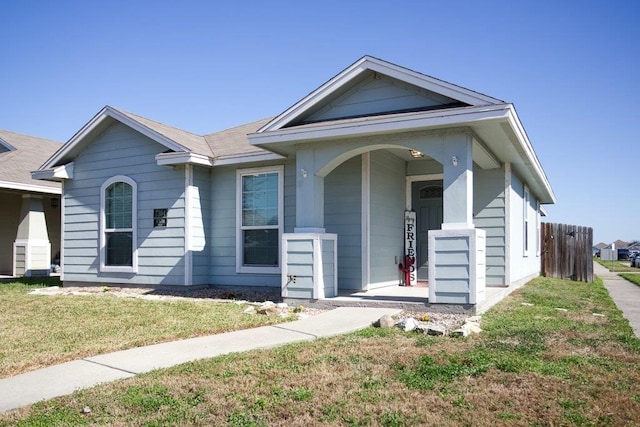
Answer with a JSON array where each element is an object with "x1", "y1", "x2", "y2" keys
[
  {"x1": 237, "y1": 166, "x2": 283, "y2": 273},
  {"x1": 100, "y1": 176, "x2": 137, "y2": 272}
]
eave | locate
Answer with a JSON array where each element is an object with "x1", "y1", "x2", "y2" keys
[
  {"x1": 31, "y1": 162, "x2": 74, "y2": 182},
  {"x1": 0, "y1": 179, "x2": 62, "y2": 194}
]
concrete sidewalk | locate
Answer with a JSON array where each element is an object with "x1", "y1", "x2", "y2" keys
[
  {"x1": 0, "y1": 307, "x2": 400, "y2": 413},
  {"x1": 593, "y1": 261, "x2": 640, "y2": 338}
]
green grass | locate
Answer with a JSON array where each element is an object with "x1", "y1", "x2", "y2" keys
[
  {"x1": 595, "y1": 257, "x2": 638, "y2": 272},
  {"x1": 2, "y1": 275, "x2": 640, "y2": 426},
  {"x1": 0, "y1": 278, "x2": 287, "y2": 377},
  {"x1": 621, "y1": 273, "x2": 640, "y2": 286}
]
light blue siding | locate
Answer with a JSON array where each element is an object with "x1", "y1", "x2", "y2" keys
[
  {"x1": 191, "y1": 166, "x2": 211, "y2": 285},
  {"x1": 473, "y1": 167, "x2": 506, "y2": 286},
  {"x1": 508, "y1": 170, "x2": 540, "y2": 283},
  {"x1": 305, "y1": 74, "x2": 459, "y2": 123},
  {"x1": 322, "y1": 238, "x2": 335, "y2": 297},
  {"x1": 432, "y1": 234, "x2": 471, "y2": 303},
  {"x1": 62, "y1": 123, "x2": 187, "y2": 286},
  {"x1": 283, "y1": 237, "x2": 315, "y2": 299},
  {"x1": 369, "y1": 151, "x2": 405, "y2": 286},
  {"x1": 407, "y1": 158, "x2": 442, "y2": 176},
  {"x1": 324, "y1": 156, "x2": 361, "y2": 290},
  {"x1": 208, "y1": 160, "x2": 294, "y2": 287}
]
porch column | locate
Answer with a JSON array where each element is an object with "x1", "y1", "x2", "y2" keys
[
  {"x1": 442, "y1": 133, "x2": 473, "y2": 229},
  {"x1": 13, "y1": 195, "x2": 51, "y2": 277},
  {"x1": 295, "y1": 147, "x2": 325, "y2": 232},
  {"x1": 282, "y1": 147, "x2": 337, "y2": 300},
  {"x1": 428, "y1": 133, "x2": 486, "y2": 305}
]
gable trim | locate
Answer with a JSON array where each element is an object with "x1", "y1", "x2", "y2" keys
[
  {"x1": 250, "y1": 104, "x2": 512, "y2": 146},
  {"x1": 258, "y1": 56, "x2": 504, "y2": 133},
  {"x1": 0, "y1": 137, "x2": 16, "y2": 152},
  {"x1": 41, "y1": 106, "x2": 189, "y2": 170}
]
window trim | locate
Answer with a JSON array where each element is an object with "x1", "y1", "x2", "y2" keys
[
  {"x1": 236, "y1": 166, "x2": 284, "y2": 274},
  {"x1": 100, "y1": 175, "x2": 138, "y2": 273}
]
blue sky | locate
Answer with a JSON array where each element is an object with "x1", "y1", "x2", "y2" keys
[{"x1": 1, "y1": 0, "x2": 638, "y2": 244}]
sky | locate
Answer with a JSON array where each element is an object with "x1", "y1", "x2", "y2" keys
[{"x1": 1, "y1": 0, "x2": 638, "y2": 245}]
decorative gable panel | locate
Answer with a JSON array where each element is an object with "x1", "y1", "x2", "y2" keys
[{"x1": 287, "y1": 71, "x2": 467, "y2": 126}]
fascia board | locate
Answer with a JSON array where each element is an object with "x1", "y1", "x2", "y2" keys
[
  {"x1": 41, "y1": 106, "x2": 189, "y2": 170},
  {"x1": 257, "y1": 56, "x2": 504, "y2": 133},
  {"x1": 155, "y1": 152, "x2": 213, "y2": 167},
  {"x1": 0, "y1": 180, "x2": 62, "y2": 194},
  {"x1": 211, "y1": 151, "x2": 286, "y2": 166},
  {"x1": 505, "y1": 106, "x2": 556, "y2": 204},
  {"x1": 0, "y1": 137, "x2": 16, "y2": 152},
  {"x1": 155, "y1": 150, "x2": 285, "y2": 167},
  {"x1": 249, "y1": 105, "x2": 512, "y2": 146},
  {"x1": 363, "y1": 57, "x2": 504, "y2": 106},
  {"x1": 32, "y1": 162, "x2": 74, "y2": 182},
  {"x1": 258, "y1": 57, "x2": 371, "y2": 133}
]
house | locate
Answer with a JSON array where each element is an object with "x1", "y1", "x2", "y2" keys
[
  {"x1": 34, "y1": 56, "x2": 555, "y2": 306},
  {"x1": 0, "y1": 130, "x2": 62, "y2": 276}
]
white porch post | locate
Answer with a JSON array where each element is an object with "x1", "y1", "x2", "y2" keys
[
  {"x1": 282, "y1": 147, "x2": 337, "y2": 300},
  {"x1": 429, "y1": 133, "x2": 486, "y2": 304},
  {"x1": 13, "y1": 195, "x2": 51, "y2": 277}
]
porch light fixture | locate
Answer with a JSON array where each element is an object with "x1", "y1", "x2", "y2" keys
[
  {"x1": 409, "y1": 149, "x2": 424, "y2": 158},
  {"x1": 452, "y1": 155, "x2": 458, "y2": 167},
  {"x1": 300, "y1": 168, "x2": 308, "y2": 178}
]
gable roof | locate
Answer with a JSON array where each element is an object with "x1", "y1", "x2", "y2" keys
[
  {"x1": 0, "y1": 130, "x2": 62, "y2": 194},
  {"x1": 249, "y1": 56, "x2": 555, "y2": 205},
  {"x1": 258, "y1": 55, "x2": 504, "y2": 132},
  {"x1": 39, "y1": 106, "x2": 281, "y2": 172}
]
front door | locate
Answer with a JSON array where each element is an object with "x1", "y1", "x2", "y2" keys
[{"x1": 411, "y1": 181, "x2": 443, "y2": 281}]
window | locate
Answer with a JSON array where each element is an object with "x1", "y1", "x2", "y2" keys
[
  {"x1": 237, "y1": 166, "x2": 283, "y2": 273},
  {"x1": 101, "y1": 176, "x2": 137, "y2": 272}
]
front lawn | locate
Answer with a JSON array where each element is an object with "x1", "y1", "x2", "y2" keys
[
  {"x1": 621, "y1": 273, "x2": 640, "y2": 286},
  {"x1": 0, "y1": 279, "x2": 286, "y2": 378},
  {"x1": 595, "y1": 257, "x2": 638, "y2": 272},
  {"x1": 2, "y1": 276, "x2": 639, "y2": 426}
]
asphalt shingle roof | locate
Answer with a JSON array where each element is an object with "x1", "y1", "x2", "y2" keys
[{"x1": 0, "y1": 130, "x2": 62, "y2": 191}]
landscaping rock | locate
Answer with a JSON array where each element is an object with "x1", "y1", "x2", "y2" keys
[
  {"x1": 375, "y1": 314, "x2": 396, "y2": 329},
  {"x1": 427, "y1": 325, "x2": 447, "y2": 336},
  {"x1": 400, "y1": 317, "x2": 420, "y2": 332}
]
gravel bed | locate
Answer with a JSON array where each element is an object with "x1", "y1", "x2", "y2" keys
[{"x1": 29, "y1": 285, "x2": 472, "y2": 326}]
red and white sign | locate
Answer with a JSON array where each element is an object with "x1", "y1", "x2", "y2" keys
[{"x1": 404, "y1": 211, "x2": 417, "y2": 287}]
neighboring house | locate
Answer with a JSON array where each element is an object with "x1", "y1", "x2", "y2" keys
[
  {"x1": 0, "y1": 130, "x2": 62, "y2": 276},
  {"x1": 34, "y1": 56, "x2": 555, "y2": 306}
]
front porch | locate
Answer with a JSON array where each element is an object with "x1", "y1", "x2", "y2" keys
[{"x1": 283, "y1": 283, "x2": 512, "y2": 315}]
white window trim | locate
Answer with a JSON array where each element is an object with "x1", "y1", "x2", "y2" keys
[
  {"x1": 236, "y1": 166, "x2": 284, "y2": 274},
  {"x1": 523, "y1": 185, "x2": 530, "y2": 257},
  {"x1": 100, "y1": 175, "x2": 138, "y2": 273}
]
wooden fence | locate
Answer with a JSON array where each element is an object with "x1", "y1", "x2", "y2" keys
[{"x1": 541, "y1": 223, "x2": 593, "y2": 282}]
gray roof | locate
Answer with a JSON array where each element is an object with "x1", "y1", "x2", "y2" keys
[
  {"x1": 0, "y1": 130, "x2": 61, "y2": 192},
  {"x1": 116, "y1": 108, "x2": 213, "y2": 157},
  {"x1": 116, "y1": 108, "x2": 274, "y2": 159},
  {"x1": 204, "y1": 118, "x2": 273, "y2": 158}
]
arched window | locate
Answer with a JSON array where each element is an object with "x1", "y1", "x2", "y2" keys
[{"x1": 100, "y1": 176, "x2": 137, "y2": 272}]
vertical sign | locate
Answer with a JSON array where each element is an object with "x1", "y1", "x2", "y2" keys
[{"x1": 404, "y1": 210, "x2": 417, "y2": 287}]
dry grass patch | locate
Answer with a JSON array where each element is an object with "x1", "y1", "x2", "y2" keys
[
  {"x1": 0, "y1": 279, "x2": 287, "y2": 377},
  {"x1": 2, "y1": 276, "x2": 640, "y2": 426}
]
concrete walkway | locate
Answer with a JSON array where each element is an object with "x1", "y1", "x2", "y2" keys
[
  {"x1": 593, "y1": 261, "x2": 640, "y2": 338},
  {"x1": 0, "y1": 307, "x2": 400, "y2": 413}
]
